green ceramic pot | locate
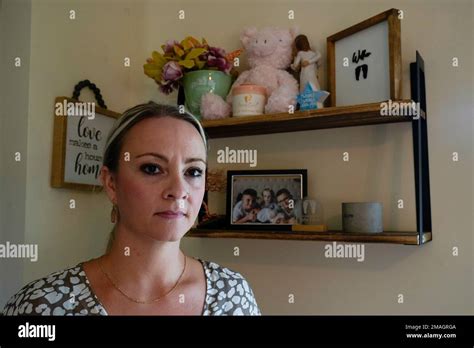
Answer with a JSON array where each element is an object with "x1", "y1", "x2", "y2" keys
[{"x1": 182, "y1": 70, "x2": 232, "y2": 118}]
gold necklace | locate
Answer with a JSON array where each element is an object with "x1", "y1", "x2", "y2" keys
[{"x1": 98, "y1": 253, "x2": 187, "y2": 304}]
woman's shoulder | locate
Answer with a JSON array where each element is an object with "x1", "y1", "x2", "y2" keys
[
  {"x1": 199, "y1": 259, "x2": 261, "y2": 316},
  {"x1": 2, "y1": 263, "x2": 105, "y2": 316}
]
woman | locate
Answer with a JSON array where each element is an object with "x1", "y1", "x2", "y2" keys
[
  {"x1": 3, "y1": 102, "x2": 260, "y2": 316},
  {"x1": 256, "y1": 188, "x2": 278, "y2": 223}
]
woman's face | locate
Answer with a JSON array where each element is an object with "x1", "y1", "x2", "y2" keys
[
  {"x1": 104, "y1": 116, "x2": 207, "y2": 242},
  {"x1": 263, "y1": 190, "x2": 272, "y2": 205}
]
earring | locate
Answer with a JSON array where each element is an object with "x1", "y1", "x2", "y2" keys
[{"x1": 111, "y1": 204, "x2": 118, "y2": 223}]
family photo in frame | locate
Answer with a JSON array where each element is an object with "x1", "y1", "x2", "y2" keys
[{"x1": 226, "y1": 170, "x2": 308, "y2": 231}]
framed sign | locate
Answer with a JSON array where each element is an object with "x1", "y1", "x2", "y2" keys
[
  {"x1": 327, "y1": 8, "x2": 402, "y2": 106},
  {"x1": 51, "y1": 96, "x2": 120, "y2": 190},
  {"x1": 226, "y1": 169, "x2": 307, "y2": 231}
]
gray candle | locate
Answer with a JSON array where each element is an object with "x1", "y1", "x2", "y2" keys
[{"x1": 342, "y1": 202, "x2": 383, "y2": 233}]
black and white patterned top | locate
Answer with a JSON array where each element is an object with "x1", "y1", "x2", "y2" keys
[{"x1": 2, "y1": 259, "x2": 261, "y2": 316}]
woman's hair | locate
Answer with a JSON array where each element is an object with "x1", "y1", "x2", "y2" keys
[
  {"x1": 294, "y1": 34, "x2": 310, "y2": 51},
  {"x1": 103, "y1": 102, "x2": 208, "y2": 252},
  {"x1": 103, "y1": 102, "x2": 208, "y2": 173}
]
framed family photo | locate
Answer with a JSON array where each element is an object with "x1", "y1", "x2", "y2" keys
[{"x1": 226, "y1": 169, "x2": 308, "y2": 231}]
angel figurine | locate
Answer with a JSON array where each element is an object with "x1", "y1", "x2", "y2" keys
[
  {"x1": 291, "y1": 35, "x2": 322, "y2": 91},
  {"x1": 291, "y1": 34, "x2": 329, "y2": 109}
]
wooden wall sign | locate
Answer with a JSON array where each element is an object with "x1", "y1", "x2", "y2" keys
[
  {"x1": 327, "y1": 8, "x2": 402, "y2": 107},
  {"x1": 51, "y1": 96, "x2": 120, "y2": 190}
]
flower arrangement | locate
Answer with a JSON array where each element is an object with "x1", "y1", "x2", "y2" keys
[{"x1": 144, "y1": 36, "x2": 241, "y2": 94}]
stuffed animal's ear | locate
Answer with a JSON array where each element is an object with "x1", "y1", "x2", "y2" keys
[
  {"x1": 290, "y1": 26, "x2": 299, "y2": 39},
  {"x1": 240, "y1": 27, "x2": 258, "y2": 46}
]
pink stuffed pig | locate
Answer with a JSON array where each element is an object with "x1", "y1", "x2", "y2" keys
[{"x1": 201, "y1": 27, "x2": 299, "y2": 119}]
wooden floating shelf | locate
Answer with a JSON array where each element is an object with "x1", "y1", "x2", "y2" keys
[
  {"x1": 194, "y1": 99, "x2": 427, "y2": 245},
  {"x1": 201, "y1": 100, "x2": 415, "y2": 138},
  {"x1": 187, "y1": 228, "x2": 432, "y2": 245}
]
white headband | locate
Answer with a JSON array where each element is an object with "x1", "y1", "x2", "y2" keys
[{"x1": 103, "y1": 103, "x2": 207, "y2": 158}]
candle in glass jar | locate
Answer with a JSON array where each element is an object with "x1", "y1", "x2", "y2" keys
[{"x1": 232, "y1": 84, "x2": 267, "y2": 117}]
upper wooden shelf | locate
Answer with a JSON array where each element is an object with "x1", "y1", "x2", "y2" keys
[
  {"x1": 201, "y1": 100, "x2": 414, "y2": 138},
  {"x1": 187, "y1": 228, "x2": 432, "y2": 245}
]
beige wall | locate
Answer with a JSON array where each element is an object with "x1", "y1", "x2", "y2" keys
[
  {"x1": 0, "y1": 0, "x2": 31, "y2": 307},
  {"x1": 1, "y1": 0, "x2": 472, "y2": 314}
]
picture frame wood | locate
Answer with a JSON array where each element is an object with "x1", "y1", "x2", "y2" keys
[
  {"x1": 51, "y1": 96, "x2": 120, "y2": 191},
  {"x1": 327, "y1": 8, "x2": 402, "y2": 107},
  {"x1": 226, "y1": 169, "x2": 308, "y2": 231}
]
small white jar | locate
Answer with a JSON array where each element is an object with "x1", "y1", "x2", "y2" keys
[{"x1": 232, "y1": 84, "x2": 267, "y2": 117}]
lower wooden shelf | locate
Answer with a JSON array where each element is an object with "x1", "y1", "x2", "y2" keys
[{"x1": 187, "y1": 228, "x2": 432, "y2": 245}]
